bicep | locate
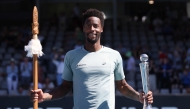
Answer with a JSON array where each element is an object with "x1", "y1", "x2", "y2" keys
[
  {"x1": 115, "y1": 79, "x2": 127, "y2": 90},
  {"x1": 60, "y1": 80, "x2": 73, "y2": 91}
]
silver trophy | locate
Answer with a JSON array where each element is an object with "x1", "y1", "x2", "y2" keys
[{"x1": 139, "y1": 54, "x2": 152, "y2": 109}]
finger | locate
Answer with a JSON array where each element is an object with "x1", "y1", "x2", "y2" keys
[
  {"x1": 33, "y1": 89, "x2": 42, "y2": 93},
  {"x1": 148, "y1": 99, "x2": 153, "y2": 104},
  {"x1": 140, "y1": 91, "x2": 145, "y2": 95},
  {"x1": 140, "y1": 91, "x2": 145, "y2": 98},
  {"x1": 30, "y1": 90, "x2": 35, "y2": 94},
  {"x1": 31, "y1": 97, "x2": 38, "y2": 102},
  {"x1": 147, "y1": 95, "x2": 153, "y2": 100},
  {"x1": 32, "y1": 98, "x2": 38, "y2": 102},
  {"x1": 147, "y1": 91, "x2": 153, "y2": 95},
  {"x1": 147, "y1": 96, "x2": 153, "y2": 104},
  {"x1": 33, "y1": 93, "x2": 39, "y2": 97}
]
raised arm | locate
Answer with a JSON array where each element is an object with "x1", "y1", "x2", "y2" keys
[{"x1": 31, "y1": 80, "x2": 73, "y2": 103}]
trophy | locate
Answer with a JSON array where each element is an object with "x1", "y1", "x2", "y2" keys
[{"x1": 139, "y1": 54, "x2": 152, "y2": 109}]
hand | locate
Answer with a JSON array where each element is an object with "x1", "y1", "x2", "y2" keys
[
  {"x1": 54, "y1": 54, "x2": 58, "y2": 59},
  {"x1": 30, "y1": 89, "x2": 44, "y2": 103},
  {"x1": 139, "y1": 91, "x2": 153, "y2": 104}
]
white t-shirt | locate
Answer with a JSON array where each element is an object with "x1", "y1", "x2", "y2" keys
[{"x1": 62, "y1": 46, "x2": 125, "y2": 109}]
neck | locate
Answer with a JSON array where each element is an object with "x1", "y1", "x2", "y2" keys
[{"x1": 84, "y1": 41, "x2": 102, "y2": 52}]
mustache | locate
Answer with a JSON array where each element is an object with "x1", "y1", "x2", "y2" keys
[
  {"x1": 87, "y1": 33, "x2": 97, "y2": 36},
  {"x1": 86, "y1": 33, "x2": 101, "y2": 44}
]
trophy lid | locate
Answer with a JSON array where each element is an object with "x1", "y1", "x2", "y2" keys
[{"x1": 140, "y1": 54, "x2": 148, "y2": 62}]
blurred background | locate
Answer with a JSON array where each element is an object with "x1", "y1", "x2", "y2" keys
[{"x1": 0, "y1": 0, "x2": 190, "y2": 109}]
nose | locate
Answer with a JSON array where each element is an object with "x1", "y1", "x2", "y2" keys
[{"x1": 90, "y1": 25, "x2": 95, "y2": 31}]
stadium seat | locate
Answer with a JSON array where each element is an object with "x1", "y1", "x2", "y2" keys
[
  {"x1": 0, "y1": 89, "x2": 8, "y2": 96},
  {"x1": 160, "y1": 88, "x2": 170, "y2": 94},
  {"x1": 171, "y1": 88, "x2": 180, "y2": 94}
]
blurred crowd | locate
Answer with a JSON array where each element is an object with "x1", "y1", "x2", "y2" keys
[{"x1": 0, "y1": 5, "x2": 190, "y2": 96}]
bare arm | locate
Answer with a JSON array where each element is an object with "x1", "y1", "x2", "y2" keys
[
  {"x1": 31, "y1": 80, "x2": 73, "y2": 103},
  {"x1": 43, "y1": 80, "x2": 73, "y2": 101},
  {"x1": 115, "y1": 79, "x2": 141, "y2": 102}
]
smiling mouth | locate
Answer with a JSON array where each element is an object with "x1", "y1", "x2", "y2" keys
[{"x1": 88, "y1": 33, "x2": 97, "y2": 37}]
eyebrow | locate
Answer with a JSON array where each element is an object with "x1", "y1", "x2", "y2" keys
[{"x1": 85, "y1": 19, "x2": 99, "y2": 25}]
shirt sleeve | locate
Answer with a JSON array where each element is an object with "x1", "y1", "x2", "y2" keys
[
  {"x1": 62, "y1": 52, "x2": 73, "y2": 81},
  {"x1": 114, "y1": 52, "x2": 125, "y2": 80}
]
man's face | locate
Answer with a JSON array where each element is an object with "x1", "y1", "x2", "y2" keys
[{"x1": 83, "y1": 16, "x2": 103, "y2": 44}]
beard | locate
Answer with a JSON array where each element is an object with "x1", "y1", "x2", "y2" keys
[{"x1": 86, "y1": 33, "x2": 101, "y2": 44}]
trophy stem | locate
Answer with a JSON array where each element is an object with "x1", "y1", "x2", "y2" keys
[{"x1": 139, "y1": 54, "x2": 152, "y2": 109}]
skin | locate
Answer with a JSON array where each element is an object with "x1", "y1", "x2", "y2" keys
[
  {"x1": 30, "y1": 16, "x2": 153, "y2": 105},
  {"x1": 83, "y1": 16, "x2": 103, "y2": 52}
]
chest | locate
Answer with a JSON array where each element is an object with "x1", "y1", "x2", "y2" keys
[{"x1": 71, "y1": 52, "x2": 116, "y2": 77}]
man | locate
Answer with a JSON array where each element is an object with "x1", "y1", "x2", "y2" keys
[
  {"x1": 31, "y1": 8, "x2": 153, "y2": 109},
  {"x1": 52, "y1": 54, "x2": 65, "y2": 86},
  {"x1": 6, "y1": 58, "x2": 18, "y2": 94},
  {"x1": 20, "y1": 57, "x2": 32, "y2": 89}
]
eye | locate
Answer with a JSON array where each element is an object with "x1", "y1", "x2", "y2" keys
[
  {"x1": 93, "y1": 24, "x2": 98, "y2": 28},
  {"x1": 85, "y1": 24, "x2": 90, "y2": 28}
]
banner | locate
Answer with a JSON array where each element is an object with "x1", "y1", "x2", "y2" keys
[{"x1": 0, "y1": 95, "x2": 189, "y2": 109}]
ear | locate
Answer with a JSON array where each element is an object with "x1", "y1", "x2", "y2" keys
[{"x1": 101, "y1": 27, "x2": 103, "y2": 32}]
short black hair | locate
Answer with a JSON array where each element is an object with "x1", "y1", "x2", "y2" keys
[{"x1": 82, "y1": 8, "x2": 104, "y2": 27}]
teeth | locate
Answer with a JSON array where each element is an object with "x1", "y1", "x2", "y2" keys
[{"x1": 89, "y1": 33, "x2": 96, "y2": 36}]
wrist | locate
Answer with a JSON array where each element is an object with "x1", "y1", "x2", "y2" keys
[
  {"x1": 43, "y1": 93, "x2": 51, "y2": 102},
  {"x1": 138, "y1": 92, "x2": 144, "y2": 103},
  {"x1": 137, "y1": 92, "x2": 141, "y2": 102}
]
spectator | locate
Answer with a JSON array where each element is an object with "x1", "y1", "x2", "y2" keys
[
  {"x1": 149, "y1": 60, "x2": 158, "y2": 92},
  {"x1": 74, "y1": 40, "x2": 83, "y2": 49},
  {"x1": 15, "y1": 86, "x2": 29, "y2": 96},
  {"x1": 42, "y1": 77, "x2": 55, "y2": 92},
  {"x1": 180, "y1": 66, "x2": 190, "y2": 92},
  {"x1": 73, "y1": 3, "x2": 81, "y2": 18},
  {"x1": 20, "y1": 57, "x2": 32, "y2": 89},
  {"x1": 72, "y1": 3, "x2": 82, "y2": 29},
  {"x1": 59, "y1": 12, "x2": 67, "y2": 31},
  {"x1": 48, "y1": 47, "x2": 58, "y2": 74},
  {"x1": 74, "y1": 27, "x2": 84, "y2": 42},
  {"x1": 38, "y1": 61, "x2": 45, "y2": 84},
  {"x1": 158, "y1": 58, "x2": 172, "y2": 89},
  {"x1": 52, "y1": 54, "x2": 65, "y2": 86},
  {"x1": 159, "y1": 50, "x2": 168, "y2": 63},
  {"x1": 115, "y1": 44, "x2": 127, "y2": 56},
  {"x1": 152, "y1": 16, "x2": 163, "y2": 34},
  {"x1": 184, "y1": 48, "x2": 190, "y2": 66},
  {"x1": 163, "y1": 22, "x2": 173, "y2": 35},
  {"x1": 30, "y1": 82, "x2": 43, "y2": 90},
  {"x1": 6, "y1": 58, "x2": 18, "y2": 94},
  {"x1": 124, "y1": 51, "x2": 136, "y2": 82},
  {"x1": 170, "y1": 70, "x2": 180, "y2": 89},
  {"x1": 172, "y1": 51, "x2": 182, "y2": 71}
]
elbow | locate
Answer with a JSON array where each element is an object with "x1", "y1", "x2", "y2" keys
[{"x1": 116, "y1": 86, "x2": 126, "y2": 95}]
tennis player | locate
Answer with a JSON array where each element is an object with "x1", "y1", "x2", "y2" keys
[{"x1": 30, "y1": 8, "x2": 153, "y2": 109}]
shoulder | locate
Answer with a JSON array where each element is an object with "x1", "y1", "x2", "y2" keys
[
  {"x1": 64, "y1": 48, "x2": 84, "y2": 61},
  {"x1": 65, "y1": 48, "x2": 82, "y2": 56},
  {"x1": 103, "y1": 46, "x2": 121, "y2": 56}
]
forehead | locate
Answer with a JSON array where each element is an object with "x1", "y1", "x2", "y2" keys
[{"x1": 84, "y1": 16, "x2": 101, "y2": 25}]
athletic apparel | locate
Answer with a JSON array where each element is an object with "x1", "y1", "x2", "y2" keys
[{"x1": 62, "y1": 46, "x2": 125, "y2": 109}]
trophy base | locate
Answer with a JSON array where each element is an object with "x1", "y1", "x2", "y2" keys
[{"x1": 143, "y1": 105, "x2": 152, "y2": 109}]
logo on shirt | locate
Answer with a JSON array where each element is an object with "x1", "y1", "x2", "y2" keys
[
  {"x1": 76, "y1": 64, "x2": 86, "y2": 67},
  {"x1": 102, "y1": 62, "x2": 106, "y2": 65}
]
